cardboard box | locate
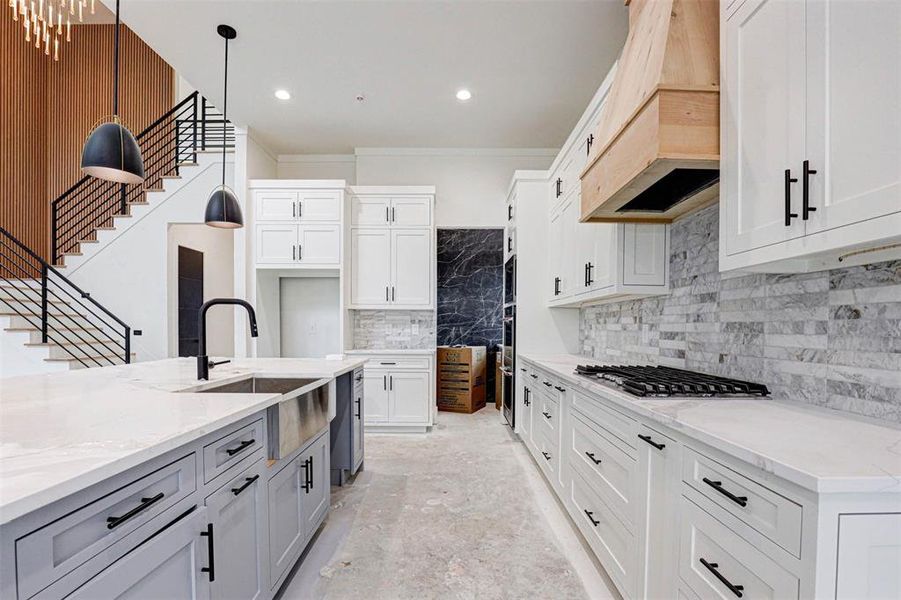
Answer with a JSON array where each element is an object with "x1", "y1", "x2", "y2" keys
[{"x1": 437, "y1": 346, "x2": 487, "y2": 413}]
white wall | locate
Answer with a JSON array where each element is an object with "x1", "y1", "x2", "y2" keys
[
  {"x1": 354, "y1": 148, "x2": 555, "y2": 227},
  {"x1": 167, "y1": 224, "x2": 235, "y2": 358},
  {"x1": 234, "y1": 128, "x2": 278, "y2": 357},
  {"x1": 67, "y1": 156, "x2": 234, "y2": 361},
  {"x1": 277, "y1": 155, "x2": 356, "y2": 182},
  {"x1": 276, "y1": 148, "x2": 556, "y2": 227},
  {"x1": 279, "y1": 277, "x2": 340, "y2": 358}
]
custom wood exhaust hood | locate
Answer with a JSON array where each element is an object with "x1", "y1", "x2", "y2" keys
[{"x1": 580, "y1": 0, "x2": 720, "y2": 223}]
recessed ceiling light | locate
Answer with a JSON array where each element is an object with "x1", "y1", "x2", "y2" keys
[
  {"x1": 274, "y1": 89, "x2": 291, "y2": 100},
  {"x1": 456, "y1": 89, "x2": 472, "y2": 101}
]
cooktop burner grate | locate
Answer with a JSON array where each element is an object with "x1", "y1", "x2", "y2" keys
[{"x1": 574, "y1": 364, "x2": 769, "y2": 397}]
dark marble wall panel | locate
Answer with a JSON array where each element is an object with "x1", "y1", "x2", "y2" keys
[{"x1": 437, "y1": 229, "x2": 504, "y2": 404}]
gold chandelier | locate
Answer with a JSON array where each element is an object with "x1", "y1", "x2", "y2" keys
[{"x1": 8, "y1": 0, "x2": 95, "y2": 61}]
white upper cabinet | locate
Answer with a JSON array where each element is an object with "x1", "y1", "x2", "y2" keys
[
  {"x1": 804, "y1": 0, "x2": 901, "y2": 235},
  {"x1": 390, "y1": 229, "x2": 431, "y2": 306},
  {"x1": 347, "y1": 187, "x2": 435, "y2": 309},
  {"x1": 251, "y1": 183, "x2": 344, "y2": 268},
  {"x1": 721, "y1": 0, "x2": 806, "y2": 257},
  {"x1": 298, "y1": 190, "x2": 341, "y2": 222},
  {"x1": 720, "y1": 0, "x2": 901, "y2": 272},
  {"x1": 255, "y1": 191, "x2": 298, "y2": 221},
  {"x1": 350, "y1": 229, "x2": 391, "y2": 306}
]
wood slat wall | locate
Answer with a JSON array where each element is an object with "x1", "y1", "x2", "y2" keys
[{"x1": 1, "y1": 19, "x2": 173, "y2": 260}]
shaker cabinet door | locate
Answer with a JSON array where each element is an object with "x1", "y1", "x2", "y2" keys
[
  {"x1": 350, "y1": 229, "x2": 391, "y2": 306},
  {"x1": 267, "y1": 458, "x2": 305, "y2": 587},
  {"x1": 390, "y1": 229, "x2": 431, "y2": 307},
  {"x1": 301, "y1": 434, "x2": 330, "y2": 539},
  {"x1": 388, "y1": 371, "x2": 430, "y2": 424},
  {"x1": 363, "y1": 372, "x2": 389, "y2": 423},
  {"x1": 804, "y1": 0, "x2": 901, "y2": 234},
  {"x1": 298, "y1": 225, "x2": 340, "y2": 265},
  {"x1": 70, "y1": 508, "x2": 211, "y2": 600},
  {"x1": 256, "y1": 225, "x2": 298, "y2": 264},
  {"x1": 721, "y1": 0, "x2": 807, "y2": 256},
  {"x1": 207, "y1": 461, "x2": 267, "y2": 600},
  {"x1": 255, "y1": 191, "x2": 297, "y2": 222}
]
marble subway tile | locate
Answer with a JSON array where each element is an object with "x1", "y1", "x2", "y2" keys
[{"x1": 579, "y1": 204, "x2": 901, "y2": 423}]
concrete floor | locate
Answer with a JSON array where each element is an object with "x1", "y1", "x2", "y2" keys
[{"x1": 278, "y1": 408, "x2": 620, "y2": 600}]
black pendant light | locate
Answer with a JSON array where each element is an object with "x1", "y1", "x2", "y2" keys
[
  {"x1": 80, "y1": 0, "x2": 145, "y2": 185},
  {"x1": 204, "y1": 24, "x2": 243, "y2": 229}
]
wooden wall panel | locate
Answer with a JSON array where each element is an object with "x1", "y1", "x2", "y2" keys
[
  {"x1": 1, "y1": 20, "x2": 173, "y2": 261},
  {"x1": 47, "y1": 25, "x2": 174, "y2": 200},
  {"x1": 1, "y1": 14, "x2": 49, "y2": 264}
]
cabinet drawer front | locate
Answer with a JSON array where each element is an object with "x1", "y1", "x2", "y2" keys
[
  {"x1": 363, "y1": 356, "x2": 431, "y2": 371},
  {"x1": 534, "y1": 428, "x2": 559, "y2": 481},
  {"x1": 571, "y1": 389, "x2": 637, "y2": 452},
  {"x1": 351, "y1": 197, "x2": 390, "y2": 226},
  {"x1": 203, "y1": 419, "x2": 264, "y2": 484},
  {"x1": 569, "y1": 468, "x2": 634, "y2": 598},
  {"x1": 16, "y1": 454, "x2": 196, "y2": 599},
  {"x1": 569, "y1": 411, "x2": 635, "y2": 529},
  {"x1": 683, "y1": 447, "x2": 802, "y2": 556},
  {"x1": 680, "y1": 497, "x2": 799, "y2": 600},
  {"x1": 535, "y1": 391, "x2": 560, "y2": 444}
]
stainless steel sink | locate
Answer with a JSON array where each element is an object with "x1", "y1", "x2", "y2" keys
[
  {"x1": 193, "y1": 377, "x2": 319, "y2": 395},
  {"x1": 189, "y1": 376, "x2": 329, "y2": 460}
]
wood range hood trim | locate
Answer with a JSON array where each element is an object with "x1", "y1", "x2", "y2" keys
[{"x1": 580, "y1": 0, "x2": 720, "y2": 224}]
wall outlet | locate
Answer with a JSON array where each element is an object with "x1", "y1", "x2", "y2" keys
[{"x1": 411, "y1": 323, "x2": 420, "y2": 335}]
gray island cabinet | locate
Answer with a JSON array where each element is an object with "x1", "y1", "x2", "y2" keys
[{"x1": 0, "y1": 357, "x2": 366, "y2": 600}]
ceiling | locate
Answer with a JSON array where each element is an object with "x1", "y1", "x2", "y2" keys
[{"x1": 111, "y1": 1, "x2": 628, "y2": 154}]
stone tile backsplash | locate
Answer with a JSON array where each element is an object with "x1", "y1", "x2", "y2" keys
[
  {"x1": 352, "y1": 310, "x2": 436, "y2": 350},
  {"x1": 580, "y1": 204, "x2": 901, "y2": 423}
]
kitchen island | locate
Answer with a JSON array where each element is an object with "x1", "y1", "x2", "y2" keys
[{"x1": 0, "y1": 356, "x2": 367, "y2": 600}]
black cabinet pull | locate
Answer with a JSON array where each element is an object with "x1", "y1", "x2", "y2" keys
[
  {"x1": 301, "y1": 457, "x2": 311, "y2": 493},
  {"x1": 555, "y1": 178, "x2": 562, "y2": 198},
  {"x1": 586, "y1": 133, "x2": 594, "y2": 156},
  {"x1": 584, "y1": 263, "x2": 589, "y2": 287},
  {"x1": 507, "y1": 204, "x2": 513, "y2": 220},
  {"x1": 386, "y1": 286, "x2": 389, "y2": 302},
  {"x1": 520, "y1": 367, "x2": 526, "y2": 372},
  {"x1": 508, "y1": 236, "x2": 512, "y2": 252},
  {"x1": 200, "y1": 523, "x2": 215, "y2": 582},
  {"x1": 542, "y1": 451, "x2": 551, "y2": 461},
  {"x1": 383, "y1": 375, "x2": 387, "y2": 390},
  {"x1": 584, "y1": 509, "x2": 601, "y2": 527},
  {"x1": 784, "y1": 169, "x2": 799, "y2": 226},
  {"x1": 587, "y1": 262, "x2": 593, "y2": 285},
  {"x1": 391, "y1": 286, "x2": 395, "y2": 301},
  {"x1": 542, "y1": 411, "x2": 551, "y2": 420},
  {"x1": 638, "y1": 434, "x2": 665, "y2": 450},
  {"x1": 106, "y1": 492, "x2": 165, "y2": 529},
  {"x1": 298, "y1": 201, "x2": 302, "y2": 218},
  {"x1": 355, "y1": 398, "x2": 362, "y2": 419},
  {"x1": 225, "y1": 439, "x2": 255, "y2": 456},
  {"x1": 702, "y1": 477, "x2": 749, "y2": 507},
  {"x1": 554, "y1": 385, "x2": 566, "y2": 392},
  {"x1": 389, "y1": 375, "x2": 393, "y2": 391},
  {"x1": 802, "y1": 159, "x2": 817, "y2": 220},
  {"x1": 309, "y1": 455, "x2": 314, "y2": 491},
  {"x1": 530, "y1": 373, "x2": 538, "y2": 379},
  {"x1": 542, "y1": 380, "x2": 552, "y2": 387},
  {"x1": 380, "y1": 361, "x2": 397, "y2": 365},
  {"x1": 554, "y1": 276, "x2": 561, "y2": 296},
  {"x1": 699, "y1": 558, "x2": 744, "y2": 598},
  {"x1": 298, "y1": 244, "x2": 302, "y2": 261},
  {"x1": 386, "y1": 206, "x2": 390, "y2": 223},
  {"x1": 292, "y1": 244, "x2": 296, "y2": 261},
  {"x1": 585, "y1": 451, "x2": 602, "y2": 465},
  {"x1": 231, "y1": 474, "x2": 260, "y2": 496}
]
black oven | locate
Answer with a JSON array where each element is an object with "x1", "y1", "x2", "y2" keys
[
  {"x1": 501, "y1": 304, "x2": 515, "y2": 427},
  {"x1": 504, "y1": 255, "x2": 516, "y2": 306}
]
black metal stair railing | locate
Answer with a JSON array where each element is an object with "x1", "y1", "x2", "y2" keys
[
  {"x1": 0, "y1": 226, "x2": 131, "y2": 368},
  {"x1": 50, "y1": 91, "x2": 234, "y2": 265}
]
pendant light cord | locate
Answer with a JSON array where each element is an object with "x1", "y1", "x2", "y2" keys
[
  {"x1": 113, "y1": 0, "x2": 120, "y2": 115},
  {"x1": 221, "y1": 35, "x2": 228, "y2": 187}
]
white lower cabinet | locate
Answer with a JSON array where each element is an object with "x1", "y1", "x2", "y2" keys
[
  {"x1": 206, "y1": 461, "x2": 267, "y2": 600},
  {"x1": 357, "y1": 353, "x2": 435, "y2": 431},
  {"x1": 68, "y1": 507, "x2": 212, "y2": 600},
  {"x1": 518, "y1": 357, "x2": 900, "y2": 600},
  {"x1": 267, "y1": 431, "x2": 330, "y2": 590}
]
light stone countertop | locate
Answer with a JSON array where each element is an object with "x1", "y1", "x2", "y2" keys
[
  {"x1": 0, "y1": 356, "x2": 367, "y2": 525},
  {"x1": 521, "y1": 353, "x2": 901, "y2": 495},
  {"x1": 345, "y1": 348, "x2": 436, "y2": 355}
]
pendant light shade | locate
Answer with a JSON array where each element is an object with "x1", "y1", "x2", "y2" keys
[
  {"x1": 205, "y1": 24, "x2": 243, "y2": 229},
  {"x1": 80, "y1": 0, "x2": 144, "y2": 184},
  {"x1": 205, "y1": 185, "x2": 243, "y2": 228},
  {"x1": 81, "y1": 117, "x2": 145, "y2": 184}
]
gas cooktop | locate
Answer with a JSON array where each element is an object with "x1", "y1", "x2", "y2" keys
[{"x1": 574, "y1": 364, "x2": 770, "y2": 398}]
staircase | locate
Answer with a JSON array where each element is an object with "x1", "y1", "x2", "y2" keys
[{"x1": 1, "y1": 92, "x2": 233, "y2": 376}]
